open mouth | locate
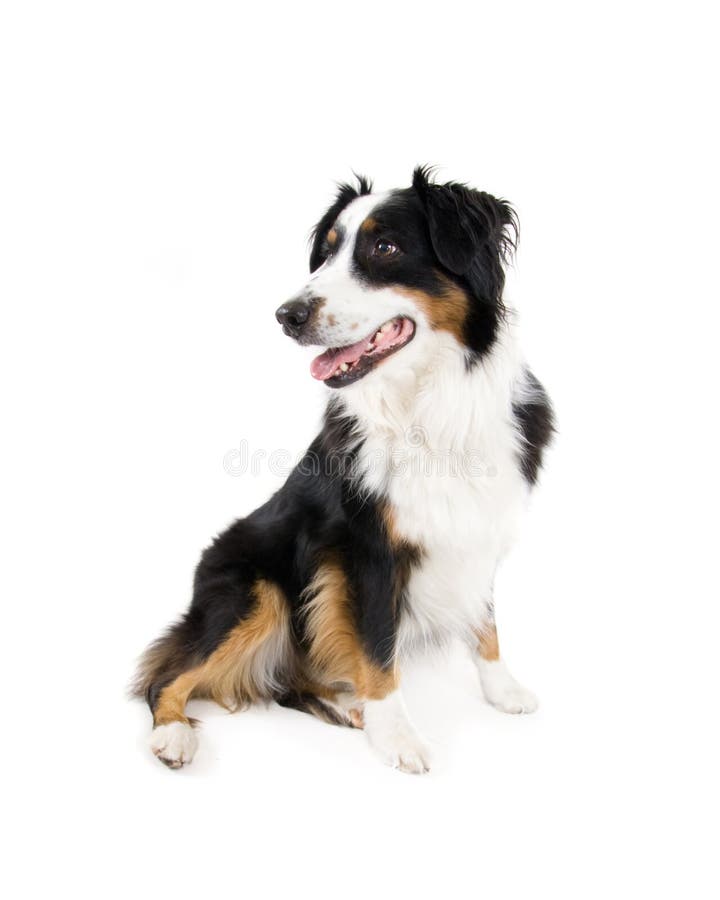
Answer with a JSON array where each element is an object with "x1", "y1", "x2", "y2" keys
[{"x1": 310, "y1": 317, "x2": 416, "y2": 387}]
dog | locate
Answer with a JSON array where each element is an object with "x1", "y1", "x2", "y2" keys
[{"x1": 133, "y1": 166, "x2": 554, "y2": 773}]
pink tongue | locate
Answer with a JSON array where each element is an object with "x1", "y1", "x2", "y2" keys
[
  {"x1": 310, "y1": 320, "x2": 403, "y2": 381},
  {"x1": 310, "y1": 335, "x2": 370, "y2": 381}
]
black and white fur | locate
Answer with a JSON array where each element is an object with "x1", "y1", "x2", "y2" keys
[{"x1": 134, "y1": 167, "x2": 554, "y2": 774}]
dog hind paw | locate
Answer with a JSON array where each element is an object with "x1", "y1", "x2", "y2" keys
[{"x1": 149, "y1": 722, "x2": 198, "y2": 769}]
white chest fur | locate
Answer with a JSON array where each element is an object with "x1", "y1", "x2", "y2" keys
[
  {"x1": 390, "y1": 439, "x2": 526, "y2": 654},
  {"x1": 340, "y1": 325, "x2": 529, "y2": 656}
]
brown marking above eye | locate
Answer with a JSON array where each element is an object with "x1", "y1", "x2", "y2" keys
[
  {"x1": 360, "y1": 217, "x2": 378, "y2": 234},
  {"x1": 326, "y1": 228, "x2": 338, "y2": 248}
]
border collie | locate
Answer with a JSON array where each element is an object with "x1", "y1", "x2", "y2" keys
[{"x1": 133, "y1": 167, "x2": 554, "y2": 773}]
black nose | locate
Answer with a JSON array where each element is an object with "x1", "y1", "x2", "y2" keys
[{"x1": 275, "y1": 299, "x2": 311, "y2": 337}]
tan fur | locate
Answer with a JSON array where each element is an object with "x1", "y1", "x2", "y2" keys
[
  {"x1": 475, "y1": 622, "x2": 500, "y2": 661},
  {"x1": 381, "y1": 502, "x2": 423, "y2": 602},
  {"x1": 397, "y1": 275, "x2": 469, "y2": 342},
  {"x1": 303, "y1": 559, "x2": 396, "y2": 700},
  {"x1": 153, "y1": 670, "x2": 198, "y2": 726},
  {"x1": 133, "y1": 627, "x2": 199, "y2": 705},
  {"x1": 381, "y1": 503, "x2": 404, "y2": 547},
  {"x1": 326, "y1": 228, "x2": 338, "y2": 247},
  {"x1": 360, "y1": 216, "x2": 378, "y2": 233},
  {"x1": 152, "y1": 579, "x2": 292, "y2": 726}
]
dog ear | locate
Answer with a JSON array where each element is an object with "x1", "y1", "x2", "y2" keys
[
  {"x1": 309, "y1": 174, "x2": 373, "y2": 272},
  {"x1": 412, "y1": 166, "x2": 517, "y2": 276}
]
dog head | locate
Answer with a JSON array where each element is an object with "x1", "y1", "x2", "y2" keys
[{"x1": 275, "y1": 167, "x2": 517, "y2": 388}]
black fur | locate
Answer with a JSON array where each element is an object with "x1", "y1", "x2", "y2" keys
[
  {"x1": 275, "y1": 690, "x2": 352, "y2": 727},
  {"x1": 513, "y1": 370, "x2": 555, "y2": 485},
  {"x1": 306, "y1": 167, "x2": 519, "y2": 363},
  {"x1": 411, "y1": 166, "x2": 518, "y2": 362},
  {"x1": 309, "y1": 174, "x2": 373, "y2": 272},
  {"x1": 136, "y1": 399, "x2": 414, "y2": 712},
  {"x1": 135, "y1": 167, "x2": 552, "y2": 733}
]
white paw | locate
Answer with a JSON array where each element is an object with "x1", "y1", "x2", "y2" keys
[
  {"x1": 363, "y1": 690, "x2": 430, "y2": 774},
  {"x1": 378, "y1": 731, "x2": 431, "y2": 774},
  {"x1": 478, "y1": 660, "x2": 539, "y2": 715},
  {"x1": 485, "y1": 682, "x2": 539, "y2": 714},
  {"x1": 149, "y1": 722, "x2": 198, "y2": 769}
]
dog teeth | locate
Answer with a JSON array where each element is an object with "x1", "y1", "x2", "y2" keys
[
  {"x1": 366, "y1": 343, "x2": 374, "y2": 351},
  {"x1": 380, "y1": 321, "x2": 393, "y2": 333},
  {"x1": 340, "y1": 362, "x2": 349, "y2": 372}
]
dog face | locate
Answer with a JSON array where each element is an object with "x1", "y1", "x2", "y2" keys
[{"x1": 276, "y1": 167, "x2": 517, "y2": 388}]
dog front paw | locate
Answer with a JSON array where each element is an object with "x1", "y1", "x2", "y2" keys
[
  {"x1": 363, "y1": 691, "x2": 430, "y2": 774},
  {"x1": 478, "y1": 660, "x2": 539, "y2": 714},
  {"x1": 485, "y1": 681, "x2": 539, "y2": 714},
  {"x1": 369, "y1": 727, "x2": 431, "y2": 774}
]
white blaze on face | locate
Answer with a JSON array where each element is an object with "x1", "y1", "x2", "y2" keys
[{"x1": 304, "y1": 192, "x2": 422, "y2": 348}]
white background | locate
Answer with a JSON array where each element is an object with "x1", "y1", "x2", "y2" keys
[{"x1": 2, "y1": 2, "x2": 718, "y2": 897}]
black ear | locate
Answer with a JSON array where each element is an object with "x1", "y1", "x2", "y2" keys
[
  {"x1": 308, "y1": 174, "x2": 373, "y2": 272},
  {"x1": 412, "y1": 166, "x2": 518, "y2": 276}
]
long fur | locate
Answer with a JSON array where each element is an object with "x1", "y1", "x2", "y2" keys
[{"x1": 133, "y1": 166, "x2": 554, "y2": 771}]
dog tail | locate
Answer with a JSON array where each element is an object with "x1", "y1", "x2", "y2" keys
[
  {"x1": 274, "y1": 689, "x2": 356, "y2": 728},
  {"x1": 130, "y1": 617, "x2": 197, "y2": 712}
]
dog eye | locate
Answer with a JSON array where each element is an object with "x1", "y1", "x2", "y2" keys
[{"x1": 373, "y1": 238, "x2": 399, "y2": 258}]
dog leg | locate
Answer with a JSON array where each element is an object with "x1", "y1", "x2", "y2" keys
[
  {"x1": 139, "y1": 578, "x2": 291, "y2": 769},
  {"x1": 473, "y1": 619, "x2": 538, "y2": 715},
  {"x1": 303, "y1": 558, "x2": 429, "y2": 773},
  {"x1": 149, "y1": 669, "x2": 201, "y2": 768},
  {"x1": 364, "y1": 687, "x2": 430, "y2": 773}
]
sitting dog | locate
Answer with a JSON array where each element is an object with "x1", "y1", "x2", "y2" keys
[{"x1": 133, "y1": 166, "x2": 554, "y2": 773}]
